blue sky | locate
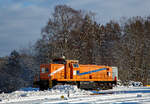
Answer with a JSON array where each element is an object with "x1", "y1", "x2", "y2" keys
[{"x1": 0, "y1": 0, "x2": 150, "y2": 56}]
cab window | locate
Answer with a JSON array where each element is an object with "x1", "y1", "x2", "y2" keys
[
  {"x1": 41, "y1": 68, "x2": 49, "y2": 73},
  {"x1": 45, "y1": 68, "x2": 49, "y2": 73},
  {"x1": 73, "y1": 64, "x2": 79, "y2": 68},
  {"x1": 41, "y1": 68, "x2": 45, "y2": 73}
]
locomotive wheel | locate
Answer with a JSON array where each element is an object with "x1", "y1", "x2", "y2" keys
[
  {"x1": 103, "y1": 83, "x2": 108, "y2": 90},
  {"x1": 39, "y1": 80, "x2": 49, "y2": 91},
  {"x1": 77, "y1": 82, "x2": 80, "y2": 88},
  {"x1": 108, "y1": 83, "x2": 113, "y2": 89}
]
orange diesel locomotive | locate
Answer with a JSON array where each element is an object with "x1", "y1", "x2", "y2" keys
[{"x1": 35, "y1": 58, "x2": 118, "y2": 90}]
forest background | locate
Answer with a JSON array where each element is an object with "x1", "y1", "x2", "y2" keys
[{"x1": 0, "y1": 5, "x2": 150, "y2": 93}]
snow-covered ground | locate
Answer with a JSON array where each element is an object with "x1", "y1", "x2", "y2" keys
[{"x1": 1, "y1": 85, "x2": 150, "y2": 104}]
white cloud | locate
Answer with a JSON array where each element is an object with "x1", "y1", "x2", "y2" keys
[
  {"x1": 67, "y1": 0, "x2": 150, "y2": 23},
  {"x1": 0, "y1": 0, "x2": 150, "y2": 56}
]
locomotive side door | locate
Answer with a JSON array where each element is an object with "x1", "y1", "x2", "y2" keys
[
  {"x1": 65, "y1": 60, "x2": 79, "y2": 79},
  {"x1": 70, "y1": 64, "x2": 73, "y2": 79},
  {"x1": 70, "y1": 63, "x2": 79, "y2": 79}
]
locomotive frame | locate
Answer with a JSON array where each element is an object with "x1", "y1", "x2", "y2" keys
[{"x1": 34, "y1": 58, "x2": 118, "y2": 90}]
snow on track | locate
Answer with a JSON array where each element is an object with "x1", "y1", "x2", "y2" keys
[
  {"x1": 1, "y1": 85, "x2": 150, "y2": 104},
  {"x1": 0, "y1": 85, "x2": 91, "y2": 104},
  {"x1": 43, "y1": 93, "x2": 150, "y2": 104}
]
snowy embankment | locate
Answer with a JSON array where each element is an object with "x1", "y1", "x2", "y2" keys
[
  {"x1": 1, "y1": 85, "x2": 150, "y2": 104},
  {"x1": 0, "y1": 85, "x2": 92, "y2": 104}
]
